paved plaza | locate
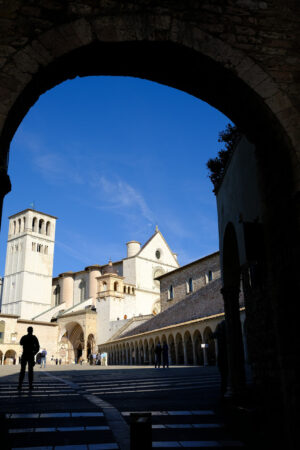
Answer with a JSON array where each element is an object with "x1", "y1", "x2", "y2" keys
[{"x1": 0, "y1": 365, "x2": 263, "y2": 450}]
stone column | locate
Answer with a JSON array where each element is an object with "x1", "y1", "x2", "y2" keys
[
  {"x1": 203, "y1": 344, "x2": 208, "y2": 366},
  {"x1": 59, "y1": 272, "x2": 74, "y2": 309},
  {"x1": 183, "y1": 342, "x2": 188, "y2": 365},
  {"x1": 215, "y1": 338, "x2": 219, "y2": 363},
  {"x1": 175, "y1": 344, "x2": 179, "y2": 365},
  {"x1": 86, "y1": 266, "x2": 101, "y2": 305},
  {"x1": 221, "y1": 286, "x2": 246, "y2": 397},
  {"x1": 192, "y1": 340, "x2": 197, "y2": 365}
]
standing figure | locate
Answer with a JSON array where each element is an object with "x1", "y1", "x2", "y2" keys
[
  {"x1": 18, "y1": 326, "x2": 40, "y2": 390},
  {"x1": 162, "y1": 342, "x2": 169, "y2": 368},
  {"x1": 213, "y1": 320, "x2": 228, "y2": 397},
  {"x1": 40, "y1": 349, "x2": 47, "y2": 368},
  {"x1": 154, "y1": 342, "x2": 162, "y2": 368}
]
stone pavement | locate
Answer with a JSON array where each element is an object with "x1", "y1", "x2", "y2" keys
[{"x1": 0, "y1": 365, "x2": 260, "y2": 449}]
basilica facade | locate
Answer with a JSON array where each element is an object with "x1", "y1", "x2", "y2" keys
[
  {"x1": 0, "y1": 211, "x2": 183, "y2": 363},
  {"x1": 0, "y1": 208, "x2": 244, "y2": 367}
]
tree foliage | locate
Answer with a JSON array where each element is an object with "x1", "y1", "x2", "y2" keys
[{"x1": 207, "y1": 123, "x2": 241, "y2": 193}]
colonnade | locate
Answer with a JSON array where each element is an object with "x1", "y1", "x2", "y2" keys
[{"x1": 100, "y1": 324, "x2": 218, "y2": 367}]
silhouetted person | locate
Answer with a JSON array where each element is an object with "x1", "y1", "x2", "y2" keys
[
  {"x1": 162, "y1": 342, "x2": 169, "y2": 368},
  {"x1": 213, "y1": 320, "x2": 228, "y2": 397},
  {"x1": 154, "y1": 342, "x2": 162, "y2": 368},
  {"x1": 18, "y1": 326, "x2": 40, "y2": 390}
]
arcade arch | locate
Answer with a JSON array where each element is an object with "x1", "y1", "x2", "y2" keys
[{"x1": 4, "y1": 350, "x2": 16, "y2": 365}]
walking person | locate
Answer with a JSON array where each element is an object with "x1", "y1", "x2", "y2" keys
[
  {"x1": 40, "y1": 348, "x2": 47, "y2": 368},
  {"x1": 213, "y1": 320, "x2": 228, "y2": 397},
  {"x1": 18, "y1": 326, "x2": 40, "y2": 390},
  {"x1": 162, "y1": 342, "x2": 169, "y2": 368},
  {"x1": 154, "y1": 342, "x2": 162, "y2": 368}
]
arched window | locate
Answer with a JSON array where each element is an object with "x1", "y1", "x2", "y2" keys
[
  {"x1": 168, "y1": 285, "x2": 174, "y2": 300},
  {"x1": 102, "y1": 281, "x2": 107, "y2": 291},
  {"x1": 37, "y1": 244, "x2": 41, "y2": 252},
  {"x1": 127, "y1": 286, "x2": 130, "y2": 294},
  {"x1": 114, "y1": 282, "x2": 119, "y2": 292},
  {"x1": 32, "y1": 217, "x2": 37, "y2": 232},
  {"x1": 13, "y1": 221, "x2": 16, "y2": 234},
  {"x1": 46, "y1": 221, "x2": 50, "y2": 236},
  {"x1": 186, "y1": 277, "x2": 193, "y2": 293},
  {"x1": 54, "y1": 285, "x2": 60, "y2": 306},
  {"x1": 23, "y1": 217, "x2": 26, "y2": 231},
  {"x1": 124, "y1": 286, "x2": 126, "y2": 293},
  {"x1": 39, "y1": 219, "x2": 44, "y2": 234},
  {"x1": 132, "y1": 287, "x2": 135, "y2": 295},
  {"x1": 79, "y1": 280, "x2": 86, "y2": 301},
  {"x1": 18, "y1": 219, "x2": 21, "y2": 233}
]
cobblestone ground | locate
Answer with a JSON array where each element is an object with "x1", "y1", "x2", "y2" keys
[{"x1": 0, "y1": 364, "x2": 263, "y2": 450}]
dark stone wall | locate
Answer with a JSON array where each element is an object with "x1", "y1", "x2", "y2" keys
[{"x1": 0, "y1": 1, "x2": 299, "y2": 447}]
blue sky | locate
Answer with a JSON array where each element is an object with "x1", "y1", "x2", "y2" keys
[{"x1": 0, "y1": 76, "x2": 230, "y2": 277}]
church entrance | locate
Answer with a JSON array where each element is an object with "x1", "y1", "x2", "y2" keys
[{"x1": 61, "y1": 322, "x2": 85, "y2": 364}]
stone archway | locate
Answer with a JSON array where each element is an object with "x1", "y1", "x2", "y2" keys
[
  {"x1": 4, "y1": 350, "x2": 16, "y2": 365},
  {"x1": 149, "y1": 338, "x2": 155, "y2": 365},
  {"x1": 87, "y1": 333, "x2": 95, "y2": 359},
  {"x1": 184, "y1": 331, "x2": 194, "y2": 365},
  {"x1": 193, "y1": 330, "x2": 204, "y2": 366},
  {"x1": 175, "y1": 333, "x2": 184, "y2": 365},
  {"x1": 61, "y1": 321, "x2": 85, "y2": 364},
  {"x1": 0, "y1": 5, "x2": 299, "y2": 447},
  {"x1": 168, "y1": 334, "x2": 176, "y2": 365},
  {"x1": 203, "y1": 327, "x2": 216, "y2": 366}
]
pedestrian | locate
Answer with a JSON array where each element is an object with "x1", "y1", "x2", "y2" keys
[
  {"x1": 55, "y1": 358, "x2": 58, "y2": 365},
  {"x1": 89, "y1": 353, "x2": 93, "y2": 366},
  {"x1": 213, "y1": 320, "x2": 228, "y2": 397},
  {"x1": 40, "y1": 348, "x2": 47, "y2": 368},
  {"x1": 18, "y1": 326, "x2": 40, "y2": 390},
  {"x1": 154, "y1": 342, "x2": 162, "y2": 368},
  {"x1": 59, "y1": 358, "x2": 62, "y2": 365},
  {"x1": 162, "y1": 342, "x2": 169, "y2": 368}
]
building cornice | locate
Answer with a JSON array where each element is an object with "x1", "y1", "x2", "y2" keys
[
  {"x1": 18, "y1": 319, "x2": 58, "y2": 327},
  {"x1": 9, "y1": 209, "x2": 58, "y2": 220}
]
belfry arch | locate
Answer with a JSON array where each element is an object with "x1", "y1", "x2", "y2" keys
[{"x1": 0, "y1": 5, "x2": 299, "y2": 448}]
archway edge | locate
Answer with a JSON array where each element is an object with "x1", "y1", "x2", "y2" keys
[{"x1": 0, "y1": 14, "x2": 298, "y2": 177}]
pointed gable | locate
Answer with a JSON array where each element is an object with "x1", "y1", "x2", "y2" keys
[{"x1": 137, "y1": 229, "x2": 179, "y2": 267}]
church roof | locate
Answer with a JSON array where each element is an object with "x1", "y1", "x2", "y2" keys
[
  {"x1": 129, "y1": 227, "x2": 179, "y2": 266},
  {"x1": 116, "y1": 278, "x2": 225, "y2": 339}
]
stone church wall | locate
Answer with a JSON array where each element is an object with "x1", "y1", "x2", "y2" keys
[{"x1": 160, "y1": 253, "x2": 221, "y2": 312}]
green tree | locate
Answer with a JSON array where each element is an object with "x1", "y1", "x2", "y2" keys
[{"x1": 207, "y1": 123, "x2": 241, "y2": 193}]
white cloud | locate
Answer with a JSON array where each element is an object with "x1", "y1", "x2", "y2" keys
[{"x1": 93, "y1": 176, "x2": 155, "y2": 224}]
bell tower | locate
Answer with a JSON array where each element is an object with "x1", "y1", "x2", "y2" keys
[
  {"x1": 96, "y1": 260, "x2": 125, "y2": 344},
  {"x1": 1, "y1": 209, "x2": 57, "y2": 319}
]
